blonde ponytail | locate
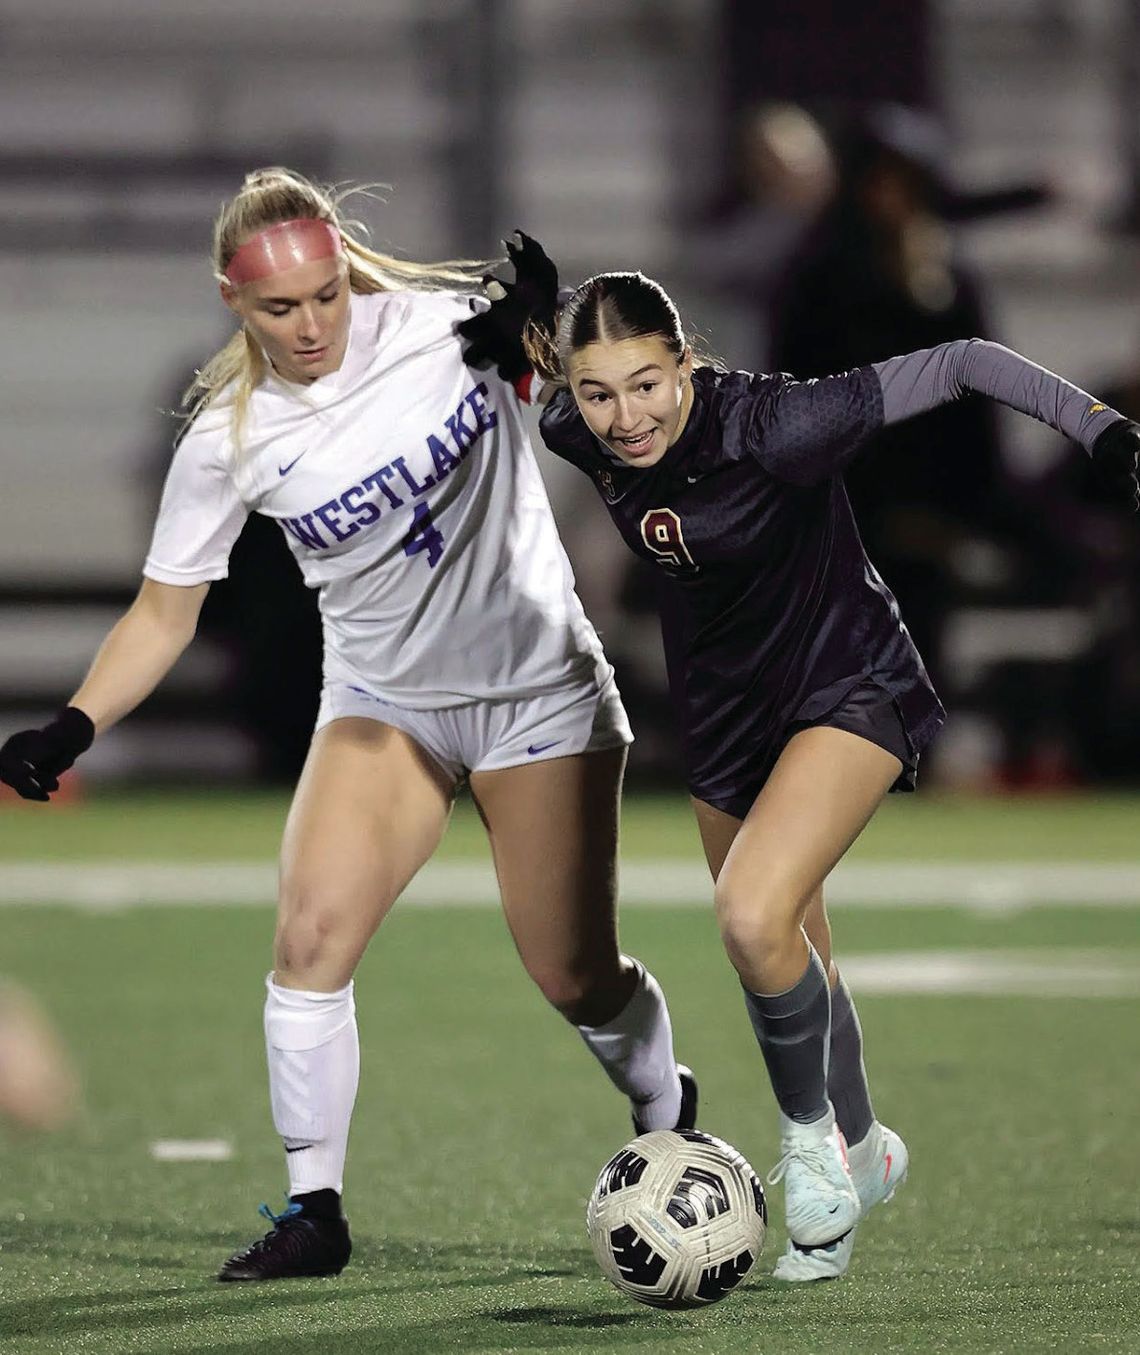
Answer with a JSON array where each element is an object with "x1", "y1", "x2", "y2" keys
[{"x1": 182, "y1": 167, "x2": 492, "y2": 446}]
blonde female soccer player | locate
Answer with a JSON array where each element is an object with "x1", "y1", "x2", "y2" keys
[
  {"x1": 0, "y1": 171, "x2": 696, "y2": 1282},
  {"x1": 460, "y1": 243, "x2": 1140, "y2": 1281}
]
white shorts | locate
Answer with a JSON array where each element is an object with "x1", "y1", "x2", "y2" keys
[{"x1": 314, "y1": 673, "x2": 633, "y2": 782}]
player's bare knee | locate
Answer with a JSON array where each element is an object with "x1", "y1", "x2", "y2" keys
[
  {"x1": 714, "y1": 876, "x2": 802, "y2": 977},
  {"x1": 718, "y1": 920, "x2": 793, "y2": 983},
  {"x1": 273, "y1": 902, "x2": 350, "y2": 983},
  {"x1": 530, "y1": 967, "x2": 591, "y2": 1017},
  {"x1": 529, "y1": 963, "x2": 625, "y2": 1025}
]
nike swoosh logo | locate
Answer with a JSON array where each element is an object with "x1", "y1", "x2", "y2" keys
[
  {"x1": 527, "y1": 740, "x2": 564, "y2": 756},
  {"x1": 284, "y1": 1144, "x2": 314, "y2": 1154},
  {"x1": 687, "y1": 475, "x2": 700, "y2": 483},
  {"x1": 278, "y1": 450, "x2": 309, "y2": 477},
  {"x1": 826, "y1": 1204, "x2": 840, "y2": 1214},
  {"x1": 883, "y1": 1151, "x2": 893, "y2": 1183}
]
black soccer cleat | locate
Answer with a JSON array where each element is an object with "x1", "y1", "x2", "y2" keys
[
  {"x1": 632, "y1": 1064, "x2": 699, "y2": 1136},
  {"x1": 217, "y1": 1198, "x2": 352, "y2": 1282}
]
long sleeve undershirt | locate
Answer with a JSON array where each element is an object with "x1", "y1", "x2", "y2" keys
[{"x1": 873, "y1": 339, "x2": 1120, "y2": 454}]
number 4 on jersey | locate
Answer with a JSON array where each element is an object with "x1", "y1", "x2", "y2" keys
[{"x1": 402, "y1": 503, "x2": 445, "y2": 568}]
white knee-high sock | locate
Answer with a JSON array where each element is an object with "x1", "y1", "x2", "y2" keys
[
  {"x1": 263, "y1": 975, "x2": 359, "y2": 1197},
  {"x1": 577, "y1": 959, "x2": 682, "y2": 1130}
]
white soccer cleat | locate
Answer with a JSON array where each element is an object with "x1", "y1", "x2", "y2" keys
[
  {"x1": 772, "y1": 1230, "x2": 856, "y2": 1281},
  {"x1": 766, "y1": 1105, "x2": 860, "y2": 1248},
  {"x1": 773, "y1": 1120, "x2": 908, "y2": 1282},
  {"x1": 847, "y1": 1120, "x2": 908, "y2": 1214}
]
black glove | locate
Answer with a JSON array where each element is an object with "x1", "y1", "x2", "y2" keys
[
  {"x1": 0, "y1": 707, "x2": 95, "y2": 802},
  {"x1": 457, "y1": 231, "x2": 559, "y2": 383},
  {"x1": 1090, "y1": 419, "x2": 1140, "y2": 511}
]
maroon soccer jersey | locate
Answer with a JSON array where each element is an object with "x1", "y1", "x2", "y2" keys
[
  {"x1": 540, "y1": 365, "x2": 944, "y2": 807},
  {"x1": 538, "y1": 339, "x2": 1123, "y2": 808}
]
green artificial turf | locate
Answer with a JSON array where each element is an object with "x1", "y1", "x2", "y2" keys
[
  {"x1": 3, "y1": 897, "x2": 1139, "y2": 1354},
  {"x1": 1, "y1": 788, "x2": 1140, "y2": 863}
]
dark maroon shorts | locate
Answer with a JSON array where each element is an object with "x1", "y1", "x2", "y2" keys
[{"x1": 696, "y1": 682, "x2": 918, "y2": 821}]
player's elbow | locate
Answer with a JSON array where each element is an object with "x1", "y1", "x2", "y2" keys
[{"x1": 131, "y1": 579, "x2": 209, "y2": 652}]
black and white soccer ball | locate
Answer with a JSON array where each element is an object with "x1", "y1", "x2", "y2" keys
[{"x1": 586, "y1": 1128, "x2": 767, "y2": 1309}]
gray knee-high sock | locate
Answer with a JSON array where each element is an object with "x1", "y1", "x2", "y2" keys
[
  {"x1": 743, "y1": 944, "x2": 831, "y2": 1125},
  {"x1": 827, "y1": 974, "x2": 875, "y2": 1148}
]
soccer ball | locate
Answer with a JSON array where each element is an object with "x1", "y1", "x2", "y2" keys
[{"x1": 586, "y1": 1128, "x2": 767, "y2": 1309}]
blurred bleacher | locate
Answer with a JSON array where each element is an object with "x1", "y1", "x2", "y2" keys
[{"x1": 1, "y1": 0, "x2": 1138, "y2": 784}]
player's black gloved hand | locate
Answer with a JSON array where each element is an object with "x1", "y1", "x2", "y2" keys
[
  {"x1": 0, "y1": 707, "x2": 95, "y2": 802},
  {"x1": 457, "y1": 231, "x2": 559, "y2": 383},
  {"x1": 1090, "y1": 419, "x2": 1140, "y2": 511}
]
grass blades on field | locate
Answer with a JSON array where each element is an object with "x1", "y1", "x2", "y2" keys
[
  {"x1": 3, "y1": 905, "x2": 1139, "y2": 1355},
  {"x1": 1, "y1": 788, "x2": 1140, "y2": 862}
]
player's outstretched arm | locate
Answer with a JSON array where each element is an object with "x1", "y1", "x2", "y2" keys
[
  {"x1": 872, "y1": 339, "x2": 1140, "y2": 507},
  {"x1": 0, "y1": 577, "x2": 209, "y2": 801},
  {"x1": 873, "y1": 340, "x2": 1136, "y2": 494},
  {"x1": 756, "y1": 342, "x2": 1140, "y2": 505}
]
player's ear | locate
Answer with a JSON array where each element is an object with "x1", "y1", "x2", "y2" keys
[
  {"x1": 219, "y1": 281, "x2": 243, "y2": 317},
  {"x1": 679, "y1": 345, "x2": 694, "y2": 382}
]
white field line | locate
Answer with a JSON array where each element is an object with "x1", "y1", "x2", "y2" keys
[
  {"x1": 149, "y1": 1139, "x2": 233, "y2": 1162},
  {"x1": 0, "y1": 859, "x2": 1139, "y2": 911},
  {"x1": 841, "y1": 949, "x2": 1140, "y2": 997}
]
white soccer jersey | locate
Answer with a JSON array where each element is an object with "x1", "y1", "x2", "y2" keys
[{"x1": 145, "y1": 290, "x2": 609, "y2": 708}]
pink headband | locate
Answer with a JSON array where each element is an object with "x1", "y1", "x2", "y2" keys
[{"x1": 223, "y1": 218, "x2": 343, "y2": 286}]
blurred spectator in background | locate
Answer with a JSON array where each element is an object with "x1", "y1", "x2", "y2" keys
[
  {"x1": 770, "y1": 106, "x2": 1068, "y2": 767},
  {"x1": 0, "y1": 983, "x2": 78, "y2": 1133},
  {"x1": 687, "y1": 102, "x2": 837, "y2": 369}
]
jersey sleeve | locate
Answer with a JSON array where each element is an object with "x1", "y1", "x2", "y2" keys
[
  {"x1": 143, "y1": 423, "x2": 248, "y2": 585},
  {"x1": 399, "y1": 288, "x2": 486, "y2": 358},
  {"x1": 727, "y1": 368, "x2": 885, "y2": 486},
  {"x1": 873, "y1": 340, "x2": 1124, "y2": 452}
]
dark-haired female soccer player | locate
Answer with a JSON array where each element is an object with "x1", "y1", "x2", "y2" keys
[
  {"x1": 460, "y1": 244, "x2": 1140, "y2": 1281},
  {"x1": 0, "y1": 178, "x2": 696, "y2": 1283}
]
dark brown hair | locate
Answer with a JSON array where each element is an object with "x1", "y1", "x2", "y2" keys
[{"x1": 527, "y1": 271, "x2": 690, "y2": 385}]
